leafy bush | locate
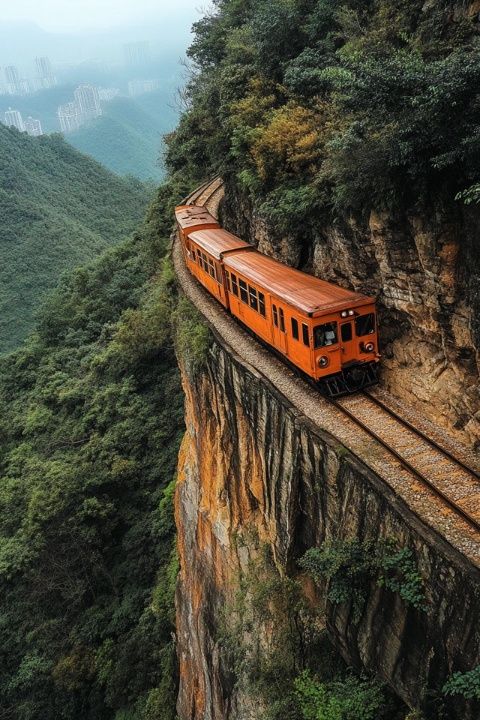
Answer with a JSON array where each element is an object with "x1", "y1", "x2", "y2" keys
[
  {"x1": 443, "y1": 665, "x2": 480, "y2": 701},
  {"x1": 173, "y1": 295, "x2": 213, "y2": 372},
  {"x1": 295, "y1": 670, "x2": 386, "y2": 720},
  {"x1": 300, "y1": 539, "x2": 426, "y2": 617}
]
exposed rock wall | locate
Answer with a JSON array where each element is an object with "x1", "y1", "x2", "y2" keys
[
  {"x1": 220, "y1": 182, "x2": 480, "y2": 449},
  {"x1": 175, "y1": 339, "x2": 480, "y2": 720}
]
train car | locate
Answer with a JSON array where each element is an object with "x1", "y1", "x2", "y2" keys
[
  {"x1": 174, "y1": 205, "x2": 220, "y2": 263},
  {"x1": 222, "y1": 250, "x2": 379, "y2": 395},
  {"x1": 175, "y1": 204, "x2": 379, "y2": 395},
  {"x1": 186, "y1": 228, "x2": 252, "y2": 308}
]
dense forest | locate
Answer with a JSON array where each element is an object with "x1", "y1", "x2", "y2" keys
[
  {"x1": 0, "y1": 182, "x2": 192, "y2": 719},
  {"x1": 166, "y1": 0, "x2": 480, "y2": 233},
  {"x1": 0, "y1": 124, "x2": 149, "y2": 352}
]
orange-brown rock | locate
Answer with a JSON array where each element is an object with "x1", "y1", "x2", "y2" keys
[{"x1": 175, "y1": 339, "x2": 480, "y2": 720}]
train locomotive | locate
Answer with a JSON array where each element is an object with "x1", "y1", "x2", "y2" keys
[{"x1": 175, "y1": 204, "x2": 380, "y2": 396}]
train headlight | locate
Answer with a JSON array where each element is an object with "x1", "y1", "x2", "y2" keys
[
  {"x1": 348, "y1": 310, "x2": 355, "y2": 316},
  {"x1": 364, "y1": 342, "x2": 374, "y2": 352},
  {"x1": 318, "y1": 356, "x2": 329, "y2": 368},
  {"x1": 341, "y1": 310, "x2": 348, "y2": 318}
]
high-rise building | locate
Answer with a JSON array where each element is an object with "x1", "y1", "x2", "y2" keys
[
  {"x1": 98, "y1": 87, "x2": 120, "y2": 102},
  {"x1": 73, "y1": 85, "x2": 101, "y2": 121},
  {"x1": 128, "y1": 79, "x2": 160, "y2": 97},
  {"x1": 124, "y1": 41, "x2": 151, "y2": 67},
  {"x1": 4, "y1": 66, "x2": 24, "y2": 95},
  {"x1": 35, "y1": 56, "x2": 57, "y2": 89},
  {"x1": 4, "y1": 108, "x2": 25, "y2": 131},
  {"x1": 58, "y1": 102, "x2": 82, "y2": 133},
  {"x1": 24, "y1": 116, "x2": 43, "y2": 136}
]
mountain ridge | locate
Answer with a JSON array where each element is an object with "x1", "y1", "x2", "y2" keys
[{"x1": 0, "y1": 123, "x2": 149, "y2": 353}]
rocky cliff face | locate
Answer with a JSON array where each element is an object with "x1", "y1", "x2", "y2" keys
[
  {"x1": 175, "y1": 339, "x2": 480, "y2": 720},
  {"x1": 221, "y1": 182, "x2": 480, "y2": 450}
]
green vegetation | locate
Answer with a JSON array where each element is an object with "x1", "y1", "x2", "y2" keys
[
  {"x1": 0, "y1": 179, "x2": 189, "y2": 719},
  {"x1": 300, "y1": 539, "x2": 427, "y2": 617},
  {"x1": 443, "y1": 666, "x2": 480, "y2": 701},
  {"x1": 0, "y1": 124, "x2": 149, "y2": 353},
  {"x1": 173, "y1": 295, "x2": 213, "y2": 372},
  {"x1": 295, "y1": 671, "x2": 386, "y2": 720},
  {"x1": 166, "y1": 0, "x2": 480, "y2": 237},
  {"x1": 69, "y1": 93, "x2": 178, "y2": 181}
]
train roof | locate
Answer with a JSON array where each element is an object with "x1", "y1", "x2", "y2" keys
[
  {"x1": 175, "y1": 205, "x2": 219, "y2": 231},
  {"x1": 223, "y1": 250, "x2": 374, "y2": 315},
  {"x1": 188, "y1": 228, "x2": 253, "y2": 260}
]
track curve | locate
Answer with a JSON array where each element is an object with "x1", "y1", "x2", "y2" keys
[{"x1": 173, "y1": 177, "x2": 480, "y2": 566}]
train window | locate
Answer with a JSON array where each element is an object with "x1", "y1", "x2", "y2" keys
[
  {"x1": 226, "y1": 271, "x2": 231, "y2": 292},
  {"x1": 249, "y1": 285, "x2": 258, "y2": 311},
  {"x1": 231, "y1": 273, "x2": 238, "y2": 296},
  {"x1": 216, "y1": 263, "x2": 223, "y2": 284},
  {"x1": 291, "y1": 318, "x2": 299, "y2": 340},
  {"x1": 279, "y1": 308, "x2": 285, "y2": 333},
  {"x1": 258, "y1": 292, "x2": 266, "y2": 317},
  {"x1": 208, "y1": 258, "x2": 215, "y2": 278},
  {"x1": 341, "y1": 323, "x2": 352, "y2": 342},
  {"x1": 355, "y1": 313, "x2": 375, "y2": 336},
  {"x1": 239, "y1": 279, "x2": 248, "y2": 303},
  {"x1": 314, "y1": 322, "x2": 338, "y2": 348},
  {"x1": 302, "y1": 323, "x2": 310, "y2": 347},
  {"x1": 272, "y1": 304, "x2": 278, "y2": 327}
]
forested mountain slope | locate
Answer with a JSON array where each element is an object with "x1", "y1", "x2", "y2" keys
[
  {"x1": 0, "y1": 182, "x2": 190, "y2": 719},
  {"x1": 0, "y1": 124, "x2": 149, "y2": 353},
  {"x1": 68, "y1": 93, "x2": 177, "y2": 181}
]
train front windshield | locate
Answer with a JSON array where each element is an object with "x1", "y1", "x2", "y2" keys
[
  {"x1": 355, "y1": 313, "x2": 375, "y2": 336},
  {"x1": 314, "y1": 322, "x2": 338, "y2": 348}
]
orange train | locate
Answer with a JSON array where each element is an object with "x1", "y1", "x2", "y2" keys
[{"x1": 175, "y1": 204, "x2": 380, "y2": 396}]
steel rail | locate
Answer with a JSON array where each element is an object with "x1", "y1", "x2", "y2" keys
[
  {"x1": 332, "y1": 395, "x2": 480, "y2": 534},
  {"x1": 363, "y1": 390, "x2": 480, "y2": 480}
]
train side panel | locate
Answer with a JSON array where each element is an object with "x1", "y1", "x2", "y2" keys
[
  {"x1": 223, "y1": 266, "x2": 378, "y2": 383},
  {"x1": 187, "y1": 237, "x2": 228, "y2": 307}
]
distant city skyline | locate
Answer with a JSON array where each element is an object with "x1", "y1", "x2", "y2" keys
[
  {"x1": 0, "y1": 56, "x2": 57, "y2": 96},
  {"x1": 0, "y1": 0, "x2": 203, "y2": 32},
  {"x1": 4, "y1": 107, "x2": 43, "y2": 135}
]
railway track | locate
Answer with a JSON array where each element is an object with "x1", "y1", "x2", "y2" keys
[
  {"x1": 183, "y1": 176, "x2": 223, "y2": 208},
  {"x1": 333, "y1": 392, "x2": 480, "y2": 534},
  {"x1": 177, "y1": 177, "x2": 480, "y2": 551}
]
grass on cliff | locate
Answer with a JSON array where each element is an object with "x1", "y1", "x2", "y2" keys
[
  {"x1": 0, "y1": 124, "x2": 150, "y2": 354},
  {"x1": 0, "y1": 178, "x2": 191, "y2": 720}
]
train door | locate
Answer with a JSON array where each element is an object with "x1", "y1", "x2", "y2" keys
[
  {"x1": 339, "y1": 320, "x2": 356, "y2": 363},
  {"x1": 272, "y1": 303, "x2": 287, "y2": 353}
]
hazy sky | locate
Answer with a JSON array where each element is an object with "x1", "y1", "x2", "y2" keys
[{"x1": 0, "y1": 0, "x2": 205, "y2": 32}]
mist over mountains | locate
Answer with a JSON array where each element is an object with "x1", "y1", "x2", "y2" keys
[{"x1": 0, "y1": 17, "x2": 193, "y2": 70}]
